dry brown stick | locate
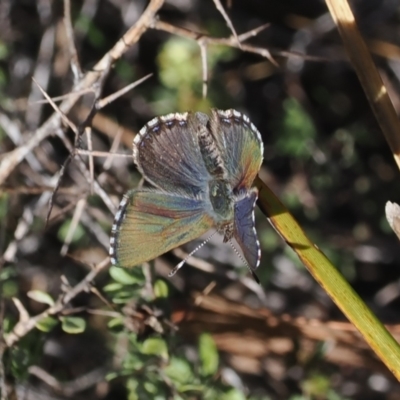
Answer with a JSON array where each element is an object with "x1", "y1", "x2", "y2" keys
[
  {"x1": 25, "y1": 25, "x2": 55, "y2": 129},
  {"x1": 325, "y1": 0, "x2": 400, "y2": 170},
  {"x1": 28, "y1": 365, "x2": 106, "y2": 396},
  {"x1": 54, "y1": 129, "x2": 117, "y2": 214},
  {"x1": 0, "y1": 185, "x2": 80, "y2": 195},
  {"x1": 212, "y1": 0, "x2": 240, "y2": 47},
  {"x1": 153, "y1": 20, "x2": 276, "y2": 66},
  {"x1": 0, "y1": 0, "x2": 165, "y2": 186},
  {"x1": 64, "y1": 0, "x2": 82, "y2": 82},
  {"x1": 154, "y1": 20, "x2": 328, "y2": 63},
  {"x1": 60, "y1": 197, "x2": 87, "y2": 256},
  {"x1": 199, "y1": 39, "x2": 208, "y2": 98},
  {"x1": 85, "y1": 127, "x2": 95, "y2": 194},
  {"x1": 4, "y1": 257, "x2": 109, "y2": 347},
  {"x1": 96, "y1": 73, "x2": 153, "y2": 109}
]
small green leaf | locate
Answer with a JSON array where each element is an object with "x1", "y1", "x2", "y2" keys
[
  {"x1": 302, "y1": 374, "x2": 331, "y2": 397},
  {"x1": 103, "y1": 282, "x2": 124, "y2": 292},
  {"x1": 27, "y1": 290, "x2": 55, "y2": 306},
  {"x1": 0, "y1": 265, "x2": 17, "y2": 281},
  {"x1": 141, "y1": 338, "x2": 168, "y2": 359},
  {"x1": 35, "y1": 316, "x2": 58, "y2": 332},
  {"x1": 106, "y1": 372, "x2": 118, "y2": 381},
  {"x1": 154, "y1": 279, "x2": 169, "y2": 298},
  {"x1": 165, "y1": 357, "x2": 193, "y2": 384},
  {"x1": 57, "y1": 219, "x2": 85, "y2": 244},
  {"x1": 109, "y1": 266, "x2": 141, "y2": 285},
  {"x1": 2, "y1": 281, "x2": 18, "y2": 298},
  {"x1": 108, "y1": 317, "x2": 124, "y2": 329},
  {"x1": 220, "y1": 389, "x2": 247, "y2": 400},
  {"x1": 199, "y1": 333, "x2": 219, "y2": 376},
  {"x1": 60, "y1": 316, "x2": 86, "y2": 334}
]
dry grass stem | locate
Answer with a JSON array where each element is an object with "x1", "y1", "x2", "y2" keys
[{"x1": 325, "y1": 0, "x2": 400, "y2": 170}]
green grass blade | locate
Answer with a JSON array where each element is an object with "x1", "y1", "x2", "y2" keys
[{"x1": 255, "y1": 176, "x2": 400, "y2": 380}]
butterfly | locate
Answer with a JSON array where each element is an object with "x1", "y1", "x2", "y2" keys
[{"x1": 109, "y1": 109, "x2": 264, "y2": 276}]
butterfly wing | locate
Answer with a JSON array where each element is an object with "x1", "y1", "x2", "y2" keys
[
  {"x1": 134, "y1": 113, "x2": 209, "y2": 197},
  {"x1": 209, "y1": 109, "x2": 263, "y2": 192},
  {"x1": 233, "y1": 188, "x2": 260, "y2": 270},
  {"x1": 110, "y1": 189, "x2": 214, "y2": 268}
]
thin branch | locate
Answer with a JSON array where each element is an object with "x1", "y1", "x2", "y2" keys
[
  {"x1": 96, "y1": 73, "x2": 153, "y2": 110},
  {"x1": 237, "y1": 23, "x2": 270, "y2": 42},
  {"x1": 153, "y1": 20, "x2": 277, "y2": 66},
  {"x1": 85, "y1": 127, "x2": 95, "y2": 194},
  {"x1": 0, "y1": 185, "x2": 80, "y2": 195},
  {"x1": 29, "y1": 88, "x2": 94, "y2": 104},
  {"x1": 64, "y1": 0, "x2": 82, "y2": 82},
  {"x1": 60, "y1": 197, "x2": 87, "y2": 256},
  {"x1": 32, "y1": 77, "x2": 79, "y2": 136},
  {"x1": 75, "y1": 149, "x2": 132, "y2": 158},
  {"x1": 212, "y1": 0, "x2": 241, "y2": 48},
  {"x1": 103, "y1": 127, "x2": 125, "y2": 170},
  {"x1": 29, "y1": 365, "x2": 106, "y2": 396},
  {"x1": 199, "y1": 40, "x2": 208, "y2": 98},
  {"x1": 25, "y1": 25, "x2": 55, "y2": 129},
  {"x1": 54, "y1": 129, "x2": 118, "y2": 215}
]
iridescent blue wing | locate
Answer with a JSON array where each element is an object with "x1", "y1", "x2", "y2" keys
[
  {"x1": 134, "y1": 113, "x2": 209, "y2": 197},
  {"x1": 110, "y1": 189, "x2": 214, "y2": 268},
  {"x1": 233, "y1": 188, "x2": 260, "y2": 270},
  {"x1": 209, "y1": 109, "x2": 263, "y2": 192}
]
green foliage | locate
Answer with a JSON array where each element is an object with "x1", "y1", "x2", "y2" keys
[
  {"x1": 155, "y1": 37, "x2": 234, "y2": 113},
  {"x1": 57, "y1": 219, "x2": 86, "y2": 244},
  {"x1": 35, "y1": 316, "x2": 58, "y2": 332},
  {"x1": 141, "y1": 337, "x2": 168, "y2": 360},
  {"x1": 276, "y1": 97, "x2": 317, "y2": 159},
  {"x1": 199, "y1": 333, "x2": 219, "y2": 376},
  {"x1": 9, "y1": 346, "x2": 32, "y2": 382},
  {"x1": 102, "y1": 267, "x2": 265, "y2": 399},
  {"x1": 0, "y1": 192, "x2": 8, "y2": 220},
  {"x1": 154, "y1": 279, "x2": 169, "y2": 298},
  {"x1": 105, "y1": 266, "x2": 145, "y2": 304},
  {"x1": 27, "y1": 290, "x2": 55, "y2": 306},
  {"x1": 300, "y1": 373, "x2": 350, "y2": 400},
  {"x1": 0, "y1": 265, "x2": 18, "y2": 298},
  {"x1": 60, "y1": 316, "x2": 86, "y2": 334},
  {"x1": 109, "y1": 265, "x2": 143, "y2": 285}
]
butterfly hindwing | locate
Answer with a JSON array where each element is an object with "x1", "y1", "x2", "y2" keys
[
  {"x1": 110, "y1": 190, "x2": 214, "y2": 268},
  {"x1": 233, "y1": 188, "x2": 260, "y2": 270}
]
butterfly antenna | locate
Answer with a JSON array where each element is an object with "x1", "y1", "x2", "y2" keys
[
  {"x1": 169, "y1": 232, "x2": 217, "y2": 277},
  {"x1": 228, "y1": 240, "x2": 260, "y2": 284}
]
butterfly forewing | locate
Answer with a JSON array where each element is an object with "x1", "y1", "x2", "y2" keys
[
  {"x1": 134, "y1": 113, "x2": 209, "y2": 197},
  {"x1": 110, "y1": 190, "x2": 214, "y2": 268},
  {"x1": 233, "y1": 188, "x2": 260, "y2": 270},
  {"x1": 210, "y1": 109, "x2": 263, "y2": 192}
]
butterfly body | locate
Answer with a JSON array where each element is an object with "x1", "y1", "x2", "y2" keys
[{"x1": 110, "y1": 109, "x2": 263, "y2": 273}]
